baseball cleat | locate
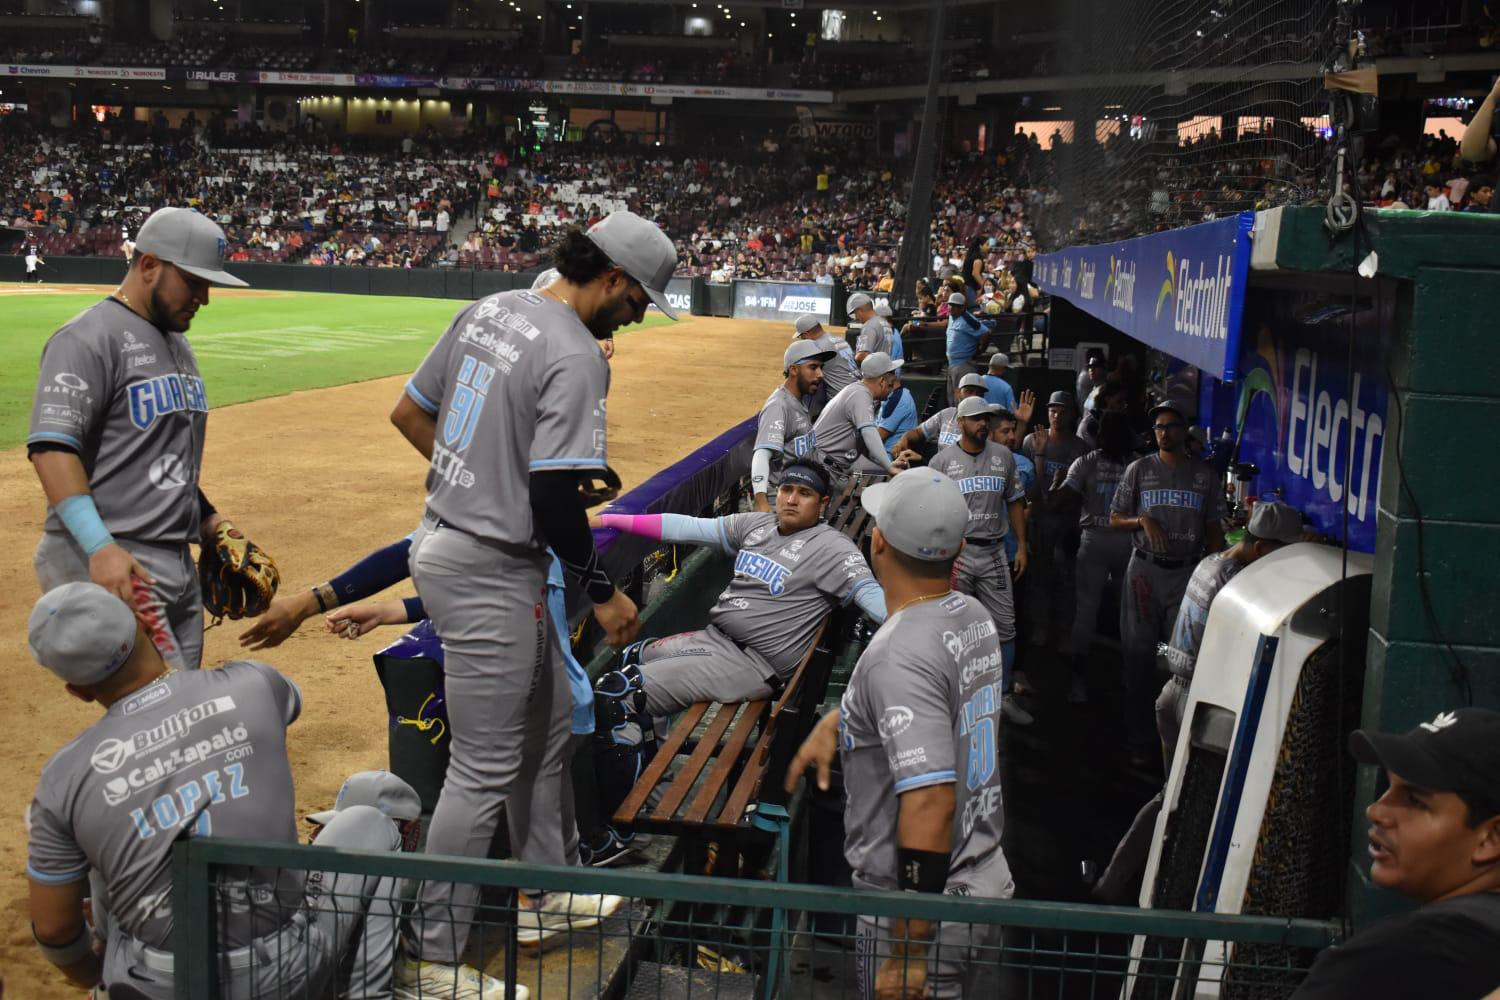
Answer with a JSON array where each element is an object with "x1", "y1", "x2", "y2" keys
[
  {"x1": 515, "y1": 891, "x2": 626, "y2": 947},
  {"x1": 394, "y1": 957, "x2": 526, "y2": 1000},
  {"x1": 580, "y1": 826, "x2": 641, "y2": 868}
]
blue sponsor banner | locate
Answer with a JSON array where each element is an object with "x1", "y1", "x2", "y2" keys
[
  {"x1": 1035, "y1": 212, "x2": 1254, "y2": 381},
  {"x1": 1199, "y1": 291, "x2": 1390, "y2": 552},
  {"x1": 731, "y1": 280, "x2": 832, "y2": 323}
]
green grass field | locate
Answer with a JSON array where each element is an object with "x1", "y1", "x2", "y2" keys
[{"x1": 1, "y1": 287, "x2": 672, "y2": 449}]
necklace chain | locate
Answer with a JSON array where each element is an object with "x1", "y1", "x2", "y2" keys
[{"x1": 889, "y1": 589, "x2": 952, "y2": 616}]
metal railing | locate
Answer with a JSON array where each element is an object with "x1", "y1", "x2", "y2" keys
[{"x1": 171, "y1": 838, "x2": 1341, "y2": 999}]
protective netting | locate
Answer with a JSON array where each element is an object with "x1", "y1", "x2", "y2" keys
[{"x1": 1049, "y1": 0, "x2": 1342, "y2": 245}]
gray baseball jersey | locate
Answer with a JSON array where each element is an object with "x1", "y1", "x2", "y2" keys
[
  {"x1": 1164, "y1": 552, "x2": 1244, "y2": 678},
  {"x1": 855, "y1": 317, "x2": 893, "y2": 357},
  {"x1": 811, "y1": 382, "x2": 878, "y2": 474},
  {"x1": 27, "y1": 661, "x2": 304, "y2": 949},
  {"x1": 29, "y1": 299, "x2": 208, "y2": 543},
  {"x1": 817, "y1": 333, "x2": 860, "y2": 396},
  {"x1": 710, "y1": 512, "x2": 875, "y2": 675},
  {"x1": 918, "y1": 406, "x2": 962, "y2": 447},
  {"x1": 929, "y1": 440, "x2": 1024, "y2": 541},
  {"x1": 406, "y1": 290, "x2": 610, "y2": 547},
  {"x1": 1062, "y1": 449, "x2": 1130, "y2": 533},
  {"x1": 1111, "y1": 454, "x2": 1228, "y2": 560},
  {"x1": 754, "y1": 385, "x2": 817, "y2": 482},
  {"x1": 1023, "y1": 432, "x2": 1091, "y2": 499},
  {"x1": 839, "y1": 592, "x2": 1012, "y2": 892}
]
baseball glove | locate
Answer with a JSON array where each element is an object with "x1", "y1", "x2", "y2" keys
[
  {"x1": 578, "y1": 465, "x2": 623, "y2": 508},
  {"x1": 199, "y1": 521, "x2": 280, "y2": 620}
]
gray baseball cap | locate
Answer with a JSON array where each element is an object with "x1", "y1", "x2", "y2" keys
[
  {"x1": 785, "y1": 340, "x2": 835, "y2": 369},
  {"x1": 29, "y1": 582, "x2": 138, "y2": 686},
  {"x1": 846, "y1": 292, "x2": 874, "y2": 315},
  {"x1": 989, "y1": 353, "x2": 1011, "y2": 370},
  {"x1": 1246, "y1": 501, "x2": 1303, "y2": 544},
  {"x1": 584, "y1": 210, "x2": 679, "y2": 320},
  {"x1": 1047, "y1": 390, "x2": 1075, "y2": 409},
  {"x1": 956, "y1": 396, "x2": 1001, "y2": 419},
  {"x1": 861, "y1": 468, "x2": 970, "y2": 561},
  {"x1": 948, "y1": 292, "x2": 968, "y2": 306},
  {"x1": 133, "y1": 207, "x2": 249, "y2": 287},
  {"x1": 794, "y1": 314, "x2": 824, "y2": 336},
  {"x1": 875, "y1": 302, "x2": 893, "y2": 318},
  {"x1": 529, "y1": 267, "x2": 560, "y2": 291},
  {"x1": 958, "y1": 373, "x2": 988, "y2": 391},
  {"x1": 307, "y1": 770, "x2": 422, "y2": 826},
  {"x1": 861, "y1": 351, "x2": 904, "y2": 378}
]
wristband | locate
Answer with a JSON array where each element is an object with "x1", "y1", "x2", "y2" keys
[
  {"x1": 897, "y1": 847, "x2": 950, "y2": 894},
  {"x1": 34, "y1": 924, "x2": 92, "y2": 967},
  {"x1": 402, "y1": 596, "x2": 426, "y2": 623},
  {"x1": 56, "y1": 494, "x2": 114, "y2": 556},
  {"x1": 312, "y1": 582, "x2": 337, "y2": 613}
]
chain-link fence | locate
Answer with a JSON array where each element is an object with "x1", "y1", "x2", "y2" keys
[{"x1": 171, "y1": 837, "x2": 1341, "y2": 999}]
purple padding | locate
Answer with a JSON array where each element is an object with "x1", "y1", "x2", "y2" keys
[{"x1": 594, "y1": 416, "x2": 756, "y2": 583}]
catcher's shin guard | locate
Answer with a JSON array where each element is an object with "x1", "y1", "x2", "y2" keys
[{"x1": 592, "y1": 640, "x2": 657, "y2": 821}]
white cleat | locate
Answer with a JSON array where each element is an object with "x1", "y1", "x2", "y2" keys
[
  {"x1": 394, "y1": 956, "x2": 528, "y2": 1000},
  {"x1": 515, "y1": 891, "x2": 626, "y2": 947}
]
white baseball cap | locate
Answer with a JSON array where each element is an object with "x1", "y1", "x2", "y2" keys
[
  {"x1": 875, "y1": 302, "x2": 893, "y2": 318},
  {"x1": 1246, "y1": 501, "x2": 1303, "y2": 544},
  {"x1": 584, "y1": 210, "x2": 679, "y2": 319},
  {"x1": 307, "y1": 770, "x2": 422, "y2": 826},
  {"x1": 861, "y1": 352, "x2": 904, "y2": 378},
  {"x1": 133, "y1": 206, "x2": 249, "y2": 287},
  {"x1": 794, "y1": 314, "x2": 824, "y2": 336},
  {"x1": 846, "y1": 292, "x2": 874, "y2": 315},
  {"x1": 989, "y1": 353, "x2": 1011, "y2": 370},
  {"x1": 956, "y1": 396, "x2": 1002, "y2": 419},
  {"x1": 948, "y1": 292, "x2": 968, "y2": 306},
  {"x1": 861, "y1": 469, "x2": 970, "y2": 561},
  {"x1": 29, "y1": 582, "x2": 138, "y2": 686},
  {"x1": 785, "y1": 340, "x2": 836, "y2": 369},
  {"x1": 958, "y1": 373, "x2": 988, "y2": 391}
]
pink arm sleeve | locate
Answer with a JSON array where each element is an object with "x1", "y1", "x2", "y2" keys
[{"x1": 597, "y1": 513, "x2": 664, "y2": 541}]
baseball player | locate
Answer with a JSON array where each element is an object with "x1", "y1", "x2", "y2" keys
[
  {"x1": 944, "y1": 292, "x2": 996, "y2": 404},
  {"x1": 1020, "y1": 391, "x2": 1091, "y2": 656},
  {"x1": 389, "y1": 211, "x2": 669, "y2": 994},
  {"x1": 752, "y1": 339, "x2": 833, "y2": 512},
  {"x1": 28, "y1": 206, "x2": 271, "y2": 673},
  {"x1": 1109, "y1": 400, "x2": 1227, "y2": 765},
  {"x1": 25, "y1": 583, "x2": 404, "y2": 1000},
  {"x1": 533, "y1": 265, "x2": 614, "y2": 359},
  {"x1": 793, "y1": 313, "x2": 859, "y2": 416},
  {"x1": 787, "y1": 470, "x2": 1016, "y2": 999},
  {"x1": 983, "y1": 353, "x2": 1018, "y2": 413},
  {"x1": 811, "y1": 351, "x2": 907, "y2": 492},
  {"x1": 928, "y1": 396, "x2": 1032, "y2": 726},
  {"x1": 893, "y1": 373, "x2": 990, "y2": 457},
  {"x1": 1049, "y1": 408, "x2": 1137, "y2": 703},
  {"x1": 849, "y1": 292, "x2": 894, "y2": 364},
  {"x1": 25, "y1": 245, "x2": 44, "y2": 282},
  {"x1": 121, "y1": 228, "x2": 136, "y2": 265},
  {"x1": 1093, "y1": 502, "x2": 1302, "y2": 903}
]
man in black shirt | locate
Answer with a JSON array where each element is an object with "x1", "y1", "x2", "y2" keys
[{"x1": 1292, "y1": 708, "x2": 1500, "y2": 999}]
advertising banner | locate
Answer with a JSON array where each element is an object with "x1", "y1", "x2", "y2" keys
[
  {"x1": 2, "y1": 64, "x2": 166, "y2": 80},
  {"x1": 648, "y1": 276, "x2": 695, "y2": 315},
  {"x1": 731, "y1": 280, "x2": 832, "y2": 323},
  {"x1": 1199, "y1": 291, "x2": 1390, "y2": 552},
  {"x1": 1036, "y1": 212, "x2": 1254, "y2": 381}
]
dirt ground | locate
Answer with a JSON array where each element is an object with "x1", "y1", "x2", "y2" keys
[{"x1": 0, "y1": 307, "x2": 790, "y2": 996}]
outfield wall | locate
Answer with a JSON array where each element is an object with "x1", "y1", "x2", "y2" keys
[{"x1": 0, "y1": 254, "x2": 858, "y2": 320}]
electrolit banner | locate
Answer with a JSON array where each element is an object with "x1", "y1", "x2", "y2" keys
[
  {"x1": 1036, "y1": 212, "x2": 1254, "y2": 381},
  {"x1": 1200, "y1": 294, "x2": 1390, "y2": 552},
  {"x1": 731, "y1": 280, "x2": 832, "y2": 323}
]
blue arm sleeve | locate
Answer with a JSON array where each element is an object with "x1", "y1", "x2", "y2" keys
[
  {"x1": 660, "y1": 513, "x2": 736, "y2": 555},
  {"x1": 851, "y1": 579, "x2": 888, "y2": 624},
  {"x1": 328, "y1": 536, "x2": 413, "y2": 605}
]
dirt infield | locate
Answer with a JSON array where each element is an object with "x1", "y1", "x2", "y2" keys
[{"x1": 0, "y1": 312, "x2": 789, "y2": 994}]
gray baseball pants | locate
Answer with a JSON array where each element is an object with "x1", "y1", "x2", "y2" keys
[
  {"x1": 946, "y1": 360, "x2": 982, "y2": 404},
  {"x1": 100, "y1": 804, "x2": 401, "y2": 999},
  {"x1": 1063, "y1": 530, "x2": 1132, "y2": 656},
  {"x1": 953, "y1": 540, "x2": 1015, "y2": 643},
  {"x1": 407, "y1": 517, "x2": 572, "y2": 964},
  {"x1": 1120, "y1": 552, "x2": 1193, "y2": 751},
  {"x1": 35, "y1": 530, "x2": 202, "y2": 671},
  {"x1": 639, "y1": 624, "x2": 777, "y2": 717}
]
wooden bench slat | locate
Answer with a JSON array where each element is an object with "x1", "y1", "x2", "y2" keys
[
  {"x1": 651, "y1": 700, "x2": 741, "y2": 822},
  {"x1": 612, "y1": 701, "x2": 709, "y2": 826},
  {"x1": 682, "y1": 700, "x2": 768, "y2": 824}
]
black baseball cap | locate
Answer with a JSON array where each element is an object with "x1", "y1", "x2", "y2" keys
[{"x1": 1350, "y1": 708, "x2": 1500, "y2": 812}]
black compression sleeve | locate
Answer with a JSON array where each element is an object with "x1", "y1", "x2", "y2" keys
[
  {"x1": 529, "y1": 470, "x2": 615, "y2": 604},
  {"x1": 197, "y1": 488, "x2": 217, "y2": 521}
]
